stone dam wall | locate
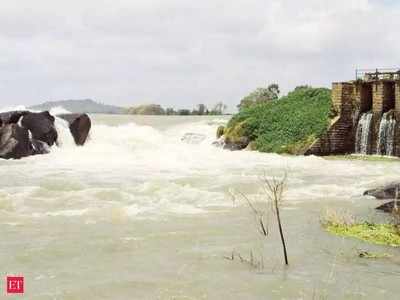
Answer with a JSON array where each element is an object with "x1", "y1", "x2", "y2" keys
[{"x1": 306, "y1": 79, "x2": 400, "y2": 156}]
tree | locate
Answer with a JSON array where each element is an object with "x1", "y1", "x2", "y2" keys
[
  {"x1": 192, "y1": 104, "x2": 207, "y2": 115},
  {"x1": 177, "y1": 109, "x2": 191, "y2": 115},
  {"x1": 197, "y1": 104, "x2": 207, "y2": 115},
  {"x1": 238, "y1": 83, "x2": 280, "y2": 110},
  {"x1": 166, "y1": 107, "x2": 176, "y2": 115},
  {"x1": 210, "y1": 101, "x2": 227, "y2": 115},
  {"x1": 294, "y1": 85, "x2": 311, "y2": 91},
  {"x1": 233, "y1": 172, "x2": 289, "y2": 267}
]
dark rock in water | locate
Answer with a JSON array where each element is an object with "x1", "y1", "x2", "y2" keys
[
  {"x1": 21, "y1": 111, "x2": 58, "y2": 146},
  {"x1": 0, "y1": 111, "x2": 91, "y2": 159},
  {"x1": 376, "y1": 201, "x2": 400, "y2": 213},
  {"x1": 181, "y1": 133, "x2": 206, "y2": 144},
  {"x1": 0, "y1": 124, "x2": 32, "y2": 159},
  {"x1": 0, "y1": 111, "x2": 29, "y2": 125},
  {"x1": 31, "y1": 139, "x2": 50, "y2": 155},
  {"x1": 223, "y1": 136, "x2": 250, "y2": 151},
  {"x1": 58, "y1": 114, "x2": 91, "y2": 145},
  {"x1": 364, "y1": 182, "x2": 400, "y2": 200}
]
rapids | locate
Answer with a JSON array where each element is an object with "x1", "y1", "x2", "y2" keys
[{"x1": 1, "y1": 113, "x2": 400, "y2": 299}]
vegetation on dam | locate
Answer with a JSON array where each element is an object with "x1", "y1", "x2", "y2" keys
[{"x1": 224, "y1": 86, "x2": 332, "y2": 154}]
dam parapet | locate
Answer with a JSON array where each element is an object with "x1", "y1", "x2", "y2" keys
[{"x1": 306, "y1": 69, "x2": 400, "y2": 156}]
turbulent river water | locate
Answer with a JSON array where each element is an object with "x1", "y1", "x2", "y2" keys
[{"x1": 1, "y1": 114, "x2": 400, "y2": 299}]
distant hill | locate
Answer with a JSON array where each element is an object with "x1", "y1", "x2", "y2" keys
[{"x1": 29, "y1": 99, "x2": 125, "y2": 114}]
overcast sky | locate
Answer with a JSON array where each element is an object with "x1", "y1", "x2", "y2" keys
[{"x1": 1, "y1": 0, "x2": 399, "y2": 110}]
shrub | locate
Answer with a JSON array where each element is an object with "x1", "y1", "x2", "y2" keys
[{"x1": 226, "y1": 87, "x2": 332, "y2": 154}]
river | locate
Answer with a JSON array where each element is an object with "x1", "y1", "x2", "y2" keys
[{"x1": 1, "y1": 114, "x2": 399, "y2": 299}]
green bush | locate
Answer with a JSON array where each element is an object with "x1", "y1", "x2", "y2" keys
[{"x1": 226, "y1": 87, "x2": 332, "y2": 154}]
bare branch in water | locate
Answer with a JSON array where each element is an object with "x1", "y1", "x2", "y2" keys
[{"x1": 232, "y1": 171, "x2": 289, "y2": 266}]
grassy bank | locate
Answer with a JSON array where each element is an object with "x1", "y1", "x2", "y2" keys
[
  {"x1": 225, "y1": 87, "x2": 332, "y2": 154},
  {"x1": 322, "y1": 209, "x2": 400, "y2": 247}
]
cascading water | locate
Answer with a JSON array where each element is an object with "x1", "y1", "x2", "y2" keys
[
  {"x1": 377, "y1": 112, "x2": 396, "y2": 156},
  {"x1": 355, "y1": 112, "x2": 373, "y2": 154}
]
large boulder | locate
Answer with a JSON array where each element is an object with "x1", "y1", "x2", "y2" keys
[
  {"x1": 0, "y1": 111, "x2": 29, "y2": 125},
  {"x1": 364, "y1": 182, "x2": 400, "y2": 200},
  {"x1": 0, "y1": 111, "x2": 91, "y2": 159},
  {"x1": 21, "y1": 111, "x2": 58, "y2": 146},
  {"x1": 0, "y1": 124, "x2": 32, "y2": 159},
  {"x1": 0, "y1": 123, "x2": 51, "y2": 159},
  {"x1": 364, "y1": 183, "x2": 400, "y2": 214},
  {"x1": 58, "y1": 114, "x2": 91, "y2": 145},
  {"x1": 376, "y1": 201, "x2": 399, "y2": 213}
]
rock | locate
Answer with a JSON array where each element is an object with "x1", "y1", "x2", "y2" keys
[
  {"x1": 364, "y1": 182, "x2": 400, "y2": 200},
  {"x1": 223, "y1": 121, "x2": 250, "y2": 151},
  {"x1": 31, "y1": 139, "x2": 50, "y2": 155},
  {"x1": 0, "y1": 124, "x2": 32, "y2": 159},
  {"x1": 0, "y1": 111, "x2": 91, "y2": 159},
  {"x1": 0, "y1": 123, "x2": 51, "y2": 159},
  {"x1": 376, "y1": 201, "x2": 400, "y2": 213},
  {"x1": 223, "y1": 136, "x2": 250, "y2": 151},
  {"x1": 216, "y1": 126, "x2": 225, "y2": 139},
  {"x1": 0, "y1": 111, "x2": 56, "y2": 159},
  {"x1": 21, "y1": 111, "x2": 58, "y2": 146},
  {"x1": 0, "y1": 111, "x2": 29, "y2": 125},
  {"x1": 58, "y1": 114, "x2": 91, "y2": 145},
  {"x1": 181, "y1": 133, "x2": 206, "y2": 144}
]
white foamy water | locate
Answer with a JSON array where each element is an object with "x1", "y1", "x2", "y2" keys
[{"x1": 1, "y1": 113, "x2": 399, "y2": 299}]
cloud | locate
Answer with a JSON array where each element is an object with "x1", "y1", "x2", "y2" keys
[{"x1": 0, "y1": 0, "x2": 399, "y2": 110}]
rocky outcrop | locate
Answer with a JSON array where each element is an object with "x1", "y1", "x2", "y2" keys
[
  {"x1": 21, "y1": 111, "x2": 58, "y2": 146},
  {"x1": 220, "y1": 121, "x2": 250, "y2": 151},
  {"x1": 0, "y1": 111, "x2": 29, "y2": 125},
  {"x1": 364, "y1": 182, "x2": 400, "y2": 199},
  {"x1": 0, "y1": 111, "x2": 91, "y2": 159},
  {"x1": 0, "y1": 124, "x2": 33, "y2": 159},
  {"x1": 58, "y1": 114, "x2": 91, "y2": 145},
  {"x1": 364, "y1": 182, "x2": 400, "y2": 214},
  {"x1": 376, "y1": 201, "x2": 399, "y2": 213}
]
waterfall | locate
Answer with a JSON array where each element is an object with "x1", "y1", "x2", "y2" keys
[
  {"x1": 377, "y1": 112, "x2": 396, "y2": 156},
  {"x1": 355, "y1": 112, "x2": 373, "y2": 154}
]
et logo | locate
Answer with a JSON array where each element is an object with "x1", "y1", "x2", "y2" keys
[{"x1": 6, "y1": 276, "x2": 24, "y2": 294}]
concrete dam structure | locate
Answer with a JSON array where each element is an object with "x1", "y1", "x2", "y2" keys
[{"x1": 307, "y1": 69, "x2": 400, "y2": 156}]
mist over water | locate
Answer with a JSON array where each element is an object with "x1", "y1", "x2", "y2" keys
[{"x1": 1, "y1": 112, "x2": 400, "y2": 299}]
